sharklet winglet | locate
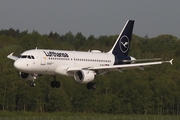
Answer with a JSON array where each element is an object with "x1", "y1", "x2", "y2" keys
[{"x1": 169, "y1": 59, "x2": 173, "y2": 65}]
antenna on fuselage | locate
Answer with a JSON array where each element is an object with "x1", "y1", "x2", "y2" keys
[{"x1": 35, "y1": 47, "x2": 38, "y2": 50}]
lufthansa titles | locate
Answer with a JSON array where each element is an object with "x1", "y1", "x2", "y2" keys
[{"x1": 43, "y1": 51, "x2": 69, "y2": 57}]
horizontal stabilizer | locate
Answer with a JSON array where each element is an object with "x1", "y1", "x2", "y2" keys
[{"x1": 122, "y1": 58, "x2": 162, "y2": 63}]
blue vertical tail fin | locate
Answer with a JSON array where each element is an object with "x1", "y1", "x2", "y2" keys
[{"x1": 108, "y1": 20, "x2": 134, "y2": 56}]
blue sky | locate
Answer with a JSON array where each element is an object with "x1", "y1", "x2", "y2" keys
[{"x1": 0, "y1": 0, "x2": 180, "y2": 38}]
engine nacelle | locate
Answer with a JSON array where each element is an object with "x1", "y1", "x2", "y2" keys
[
  {"x1": 74, "y1": 70, "x2": 95, "y2": 83},
  {"x1": 20, "y1": 72, "x2": 34, "y2": 80}
]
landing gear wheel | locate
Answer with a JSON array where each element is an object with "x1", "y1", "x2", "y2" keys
[
  {"x1": 51, "y1": 81, "x2": 56, "y2": 88},
  {"x1": 87, "y1": 82, "x2": 92, "y2": 90},
  {"x1": 30, "y1": 82, "x2": 36, "y2": 87},
  {"x1": 51, "y1": 81, "x2": 60, "y2": 88},
  {"x1": 91, "y1": 83, "x2": 96, "y2": 90},
  {"x1": 87, "y1": 82, "x2": 96, "y2": 90},
  {"x1": 29, "y1": 73, "x2": 38, "y2": 87},
  {"x1": 55, "y1": 81, "x2": 60, "y2": 88}
]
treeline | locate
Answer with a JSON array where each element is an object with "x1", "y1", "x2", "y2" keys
[{"x1": 0, "y1": 28, "x2": 180, "y2": 115}]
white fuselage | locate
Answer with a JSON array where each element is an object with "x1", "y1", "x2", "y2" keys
[{"x1": 14, "y1": 49, "x2": 115, "y2": 76}]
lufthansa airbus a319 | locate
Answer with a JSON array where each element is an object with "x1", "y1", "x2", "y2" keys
[{"x1": 7, "y1": 20, "x2": 173, "y2": 90}]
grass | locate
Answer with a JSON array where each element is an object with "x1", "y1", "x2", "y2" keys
[{"x1": 0, "y1": 111, "x2": 180, "y2": 120}]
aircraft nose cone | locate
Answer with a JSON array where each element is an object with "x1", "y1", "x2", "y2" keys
[{"x1": 14, "y1": 60, "x2": 22, "y2": 70}]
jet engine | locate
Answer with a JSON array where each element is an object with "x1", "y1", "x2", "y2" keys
[
  {"x1": 20, "y1": 72, "x2": 34, "y2": 80},
  {"x1": 74, "y1": 70, "x2": 95, "y2": 83}
]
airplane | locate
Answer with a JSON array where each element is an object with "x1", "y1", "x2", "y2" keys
[{"x1": 7, "y1": 20, "x2": 173, "y2": 90}]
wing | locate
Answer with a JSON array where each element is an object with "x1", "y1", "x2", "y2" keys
[
  {"x1": 91, "y1": 59, "x2": 173, "y2": 70},
  {"x1": 67, "y1": 59, "x2": 173, "y2": 74},
  {"x1": 7, "y1": 53, "x2": 18, "y2": 61}
]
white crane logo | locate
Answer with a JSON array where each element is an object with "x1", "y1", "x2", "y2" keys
[
  {"x1": 121, "y1": 41, "x2": 128, "y2": 48},
  {"x1": 119, "y1": 35, "x2": 129, "y2": 53}
]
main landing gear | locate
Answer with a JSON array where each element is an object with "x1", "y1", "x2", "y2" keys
[
  {"x1": 50, "y1": 76, "x2": 60, "y2": 88},
  {"x1": 87, "y1": 82, "x2": 96, "y2": 90}
]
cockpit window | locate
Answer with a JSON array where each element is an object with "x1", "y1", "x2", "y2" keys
[
  {"x1": 19, "y1": 55, "x2": 35, "y2": 59},
  {"x1": 21, "y1": 55, "x2": 27, "y2": 58},
  {"x1": 27, "y1": 56, "x2": 31, "y2": 59},
  {"x1": 31, "y1": 56, "x2": 35, "y2": 59}
]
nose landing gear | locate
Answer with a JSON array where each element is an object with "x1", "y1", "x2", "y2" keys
[
  {"x1": 30, "y1": 73, "x2": 38, "y2": 87},
  {"x1": 30, "y1": 82, "x2": 36, "y2": 87}
]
